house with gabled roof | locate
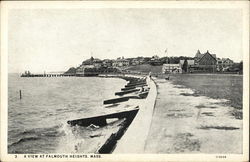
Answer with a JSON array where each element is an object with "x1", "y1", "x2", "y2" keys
[
  {"x1": 194, "y1": 50, "x2": 216, "y2": 64},
  {"x1": 82, "y1": 56, "x2": 103, "y2": 68},
  {"x1": 112, "y1": 57, "x2": 130, "y2": 67},
  {"x1": 217, "y1": 58, "x2": 234, "y2": 72},
  {"x1": 222, "y1": 58, "x2": 234, "y2": 67},
  {"x1": 190, "y1": 50, "x2": 217, "y2": 73},
  {"x1": 102, "y1": 59, "x2": 113, "y2": 67}
]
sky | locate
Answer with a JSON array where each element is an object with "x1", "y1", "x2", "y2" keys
[{"x1": 8, "y1": 8, "x2": 243, "y2": 73}]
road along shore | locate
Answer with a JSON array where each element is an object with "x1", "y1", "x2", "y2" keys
[{"x1": 144, "y1": 77, "x2": 242, "y2": 154}]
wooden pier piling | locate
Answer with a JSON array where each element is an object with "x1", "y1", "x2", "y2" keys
[{"x1": 19, "y1": 90, "x2": 22, "y2": 99}]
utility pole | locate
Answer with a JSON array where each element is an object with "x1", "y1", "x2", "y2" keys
[{"x1": 19, "y1": 90, "x2": 22, "y2": 99}]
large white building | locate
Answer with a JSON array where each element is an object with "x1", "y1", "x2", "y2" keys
[
  {"x1": 162, "y1": 64, "x2": 182, "y2": 74},
  {"x1": 112, "y1": 58, "x2": 130, "y2": 67}
]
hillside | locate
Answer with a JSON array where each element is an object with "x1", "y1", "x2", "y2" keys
[{"x1": 126, "y1": 64, "x2": 163, "y2": 74}]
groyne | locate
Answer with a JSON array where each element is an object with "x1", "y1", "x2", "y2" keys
[
  {"x1": 91, "y1": 74, "x2": 156, "y2": 153},
  {"x1": 65, "y1": 74, "x2": 151, "y2": 153},
  {"x1": 19, "y1": 72, "x2": 157, "y2": 153},
  {"x1": 114, "y1": 76, "x2": 157, "y2": 153}
]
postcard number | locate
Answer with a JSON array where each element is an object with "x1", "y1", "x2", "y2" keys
[{"x1": 216, "y1": 155, "x2": 226, "y2": 158}]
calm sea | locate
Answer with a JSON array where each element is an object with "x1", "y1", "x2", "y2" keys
[{"x1": 8, "y1": 74, "x2": 126, "y2": 153}]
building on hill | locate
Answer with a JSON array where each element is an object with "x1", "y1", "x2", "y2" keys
[
  {"x1": 112, "y1": 58, "x2": 130, "y2": 67},
  {"x1": 190, "y1": 50, "x2": 217, "y2": 73},
  {"x1": 76, "y1": 63, "x2": 121, "y2": 76},
  {"x1": 76, "y1": 64, "x2": 96, "y2": 76},
  {"x1": 162, "y1": 64, "x2": 182, "y2": 74},
  {"x1": 130, "y1": 57, "x2": 146, "y2": 65},
  {"x1": 136, "y1": 57, "x2": 146, "y2": 64},
  {"x1": 82, "y1": 57, "x2": 103, "y2": 68},
  {"x1": 131, "y1": 58, "x2": 140, "y2": 66},
  {"x1": 222, "y1": 58, "x2": 234, "y2": 67},
  {"x1": 151, "y1": 55, "x2": 160, "y2": 60},
  {"x1": 194, "y1": 50, "x2": 216, "y2": 63},
  {"x1": 149, "y1": 55, "x2": 162, "y2": 66},
  {"x1": 82, "y1": 56, "x2": 94, "y2": 65},
  {"x1": 217, "y1": 58, "x2": 234, "y2": 72},
  {"x1": 125, "y1": 58, "x2": 134, "y2": 65},
  {"x1": 102, "y1": 59, "x2": 113, "y2": 67},
  {"x1": 143, "y1": 57, "x2": 152, "y2": 63},
  {"x1": 92, "y1": 58, "x2": 102, "y2": 68}
]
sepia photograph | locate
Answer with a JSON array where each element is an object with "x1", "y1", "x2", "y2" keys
[{"x1": 0, "y1": 1, "x2": 249, "y2": 161}]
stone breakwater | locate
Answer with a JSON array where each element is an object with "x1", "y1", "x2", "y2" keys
[{"x1": 67, "y1": 74, "x2": 152, "y2": 153}]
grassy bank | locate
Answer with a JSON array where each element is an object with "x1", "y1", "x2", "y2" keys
[
  {"x1": 126, "y1": 64, "x2": 243, "y2": 110},
  {"x1": 170, "y1": 74, "x2": 243, "y2": 109},
  {"x1": 126, "y1": 64, "x2": 162, "y2": 74},
  {"x1": 145, "y1": 75, "x2": 243, "y2": 153},
  {"x1": 168, "y1": 74, "x2": 243, "y2": 119}
]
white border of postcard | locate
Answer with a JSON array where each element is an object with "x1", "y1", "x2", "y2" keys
[{"x1": 1, "y1": 1, "x2": 249, "y2": 162}]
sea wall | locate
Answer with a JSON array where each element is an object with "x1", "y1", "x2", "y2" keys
[{"x1": 113, "y1": 76, "x2": 157, "y2": 153}]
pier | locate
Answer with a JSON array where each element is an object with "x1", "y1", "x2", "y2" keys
[{"x1": 21, "y1": 74, "x2": 76, "y2": 77}]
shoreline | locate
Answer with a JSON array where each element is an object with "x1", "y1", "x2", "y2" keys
[
  {"x1": 10, "y1": 73, "x2": 243, "y2": 154},
  {"x1": 8, "y1": 74, "x2": 128, "y2": 154},
  {"x1": 94, "y1": 73, "x2": 157, "y2": 153},
  {"x1": 89, "y1": 74, "x2": 156, "y2": 153},
  {"x1": 114, "y1": 76, "x2": 157, "y2": 153}
]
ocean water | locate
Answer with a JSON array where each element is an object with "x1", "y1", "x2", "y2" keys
[{"x1": 8, "y1": 74, "x2": 126, "y2": 154}]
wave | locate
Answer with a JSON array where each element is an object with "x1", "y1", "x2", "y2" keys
[
  {"x1": 9, "y1": 125, "x2": 65, "y2": 146},
  {"x1": 8, "y1": 76, "x2": 127, "y2": 153},
  {"x1": 10, "y1": 137, "x2": 42, "y2": 146}
]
